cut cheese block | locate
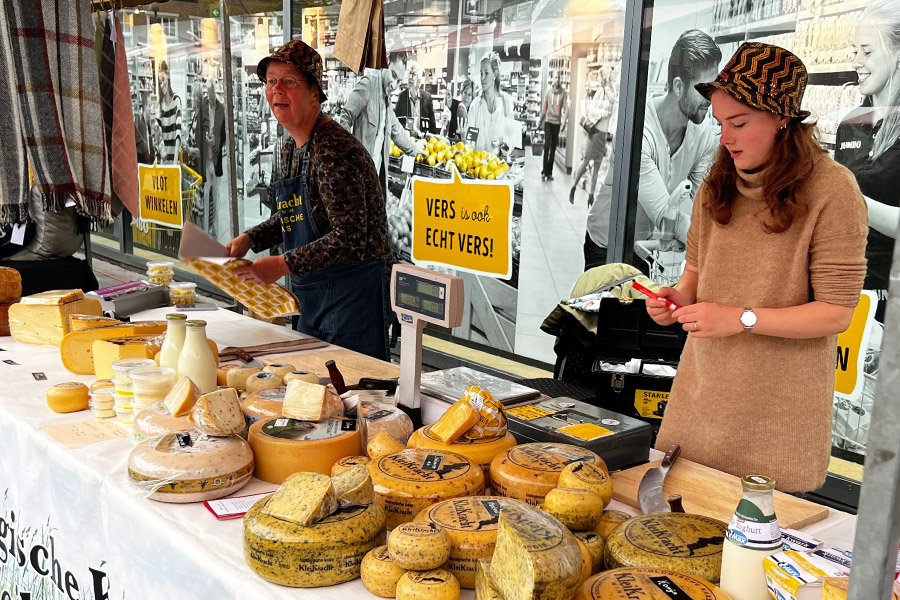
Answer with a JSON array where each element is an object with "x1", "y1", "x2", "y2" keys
[
  {"x1": 0, "y1": 301, "x2": 14, "y2": 337},
  {"x1": 262, "y1": 472, "x2": 338, "y2": 526},
  {"x1": 557, "y1": 460, "x2": 613, "y2": 509},
  {"x1": 283, "y1": 370, "x2": 320, "y2": 384},
  {"x1": 163, "y1": 377, "x2": 201, "y2": 417},
  {"x1": 92, "y1": 335, "x2": 163, "y2": 379},
  {"x1": 0, "y1": 266, "x2": 22, "y2": 302},
  {"x1": 226, "y1": 366, "x2": 261, "y2": 391},
  {"x1": 489, "y1": 499, "x2": 583, "y2": 600},
  {"x1": 388, "y1": 521, "x2": 452, "y2": 570},
  {"x1": 332, "y1": 455, "x2": 371, "y2": 477},
  {"x1": 332, "y1": 463, "x2": 375, "y2": 507},
  {"x1": 10, "y1": 293, "x2": 103, "y2": 346},
  {"x1": 132, "y1": 402, "x2": 193, "y2": 443},
  {"x1": 190, "y1": 388, "x2": 245, "y2": 436},
  {"x1": 361, "y1": 545, "x2": 407, "y2": 598},
  {"x1": 604, "y1": 513, "x2": 727, "y2": 584},
  {"x1": 594, "y1": 510, "x2": 631, "y2": 541},
  {"x1": 407, "y1": 426, "x2": 516, "y2": 487},
  {"x1": 263, "y1": 363, "x2": 294, "y2": 380},
  {"x1": 282, "y1": 379, "x2": 329, "y2": 421},
  {"x1": 430, "y1": 398, "x2": 478, "y2": 444},
  {"x1": 396, "y1": 569, "x2": 460, "y2": 600},
  {"x1": 543, "y1": 488, "x2": 604, "y2": 531},
  {"x1": 243, "y1": 499, "x2": 386, "y2": 587},
  {"x1": 490, "y1": 443, "x2": 604, "y2": 507},
  {"x1": 576, "y1": 568, "x2": 733, "y2": 600},
  {"x1": 822, "y1": 577, "x2": 900, "y2": 600},
  {"x1": 414, "y1": 496, "x2": 504, "y2": 588},
  {"x1": 476, "y1": 558, "x2": 504, "y2": 600},
  {"x1": 241, "y1": 386, "x2": 286, "y2": 426},
  {"x1": 46, "y1": 382, "x2": 90, "y2": 413},
  {"x1": 245, "y1": 371, "x2": 281, "y2": 394},
  {"x1": 361, "y1": 400, "x2": 414, "y2": 444},
  {"x1": 128, "y1": 430, "x2": 254, "y2": 503},
  {"x1": 69, "y1": 314, "x2": 119, "y2": 331},
  {"x1": 572, "y1": 530, "x2": 604, "y2": 577},
  {"x1": 248, "y1": 417, "x2": 361, "y2": 484},
  {"x1": 369, "y1": 448, "x2": 485, "y2": 530},
  {"x1": 367, "y1": 431, "x2": 406, "y2": 460},
  {"x1": 60, "y1": 321, "x2": 168, "y2": 374}
]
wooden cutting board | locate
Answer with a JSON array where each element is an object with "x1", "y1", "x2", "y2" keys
[
  {"x1": 610, "y1": 458, "x2": 829, "y2": 530},
  {"x1": 265, "y1": 349, "x2": 399, "y2": 387}
]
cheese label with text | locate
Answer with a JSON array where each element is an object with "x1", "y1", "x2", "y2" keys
[
  {"x1": 505, "y1": 444, "x2": 598, "y2": 472},
  {"x1": 375, "y1": 449, "x2": 473, "y2": 483}
]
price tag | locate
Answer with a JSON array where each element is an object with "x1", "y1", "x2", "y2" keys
[
  {"x1": 466, "y1": 127, "x2": 480, "y2": 142},
  {"x1": 507, "y1": 405, "x2": 554, "y2": 421},
  {"x1": 10, "y1": 224, "x2": 26, "y2": 245},
  {"x1": 559, "y1": 423, "x2": 613, "y2": 441},
  {"x1": 204, "y1": 491, "x2": 276, "y2": 520},
  {"x1": 401, "y1": 154, "x2": 415, "y2": 173}
]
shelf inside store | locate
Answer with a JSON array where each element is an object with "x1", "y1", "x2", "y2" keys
[
  {"x1": 808, "y1": 63, "x2": 854, "y2": 74},
  {"x1": 712, "y1": 12, "x2": 797, "y2": 42},
  {"x1": 797, "y1": 0, "x2": 868, "y2": 20}
]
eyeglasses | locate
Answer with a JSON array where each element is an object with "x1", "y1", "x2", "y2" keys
[{"x1": 265, "y1": 77, "x2": 300, "y2": 90}]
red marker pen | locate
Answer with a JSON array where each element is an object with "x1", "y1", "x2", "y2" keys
[{"x1": 632, "y1": 281, "x2": 683, "y2": 311}]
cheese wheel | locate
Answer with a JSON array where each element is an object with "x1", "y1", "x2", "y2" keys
[
  {"x1": 573, "y1": 530, "x2": 604, "y2": 577},
  {"x1": 331, "y1": 455, "x2": 371, "y2": 477},
  {"x1": 361, "y1": 545, "x2": 407, "y2": 597},
  {"x1": 361, "y1": 400, "x2": 414, "y2": 444},
  {"x1": 388, "y1": 521, "x2": 452, "y2": 570},
  {"x1": 414, "y1": 496, "x2": 505, "y2": 588},
  {"x1": 605, "y1": 513, "x2": 727, "y2": 584},
  {"x1": 262, "y1": 363, "x2": 294, "y2": 380},
  {"x1": 557, "y1": 460, "x2": 613, "y2": 509},
  {"x1": 283, "y1": 370, "x2": 320, "y2": 384},
  {"x1": 368, "y1": 449, "x2": 485, "y2": 530},
  {"x1": 241, "y1": 387, "x2": 286, "y2": 426},
  {"x1": 576, "y1": 568, "x2": 733, "y2": 600},
  {"x1": 46, "y1": 382, "x2": 90, "y2": 413},
  {"x1": 396, "y1": 569, "x2": 460, "y2": 600},
  {"x1": 128, "y1": 431, "x2": 254, "y2": 503},
  {"x1": 0, "y1": 266, "x2": 22, "y2": 303},
  {"x1": 407, "y1": 426, "x2": 516, "y2": 487},
  {"x1": 132, "y1": 402, "x2": 193, "y2": 443},
  {"x1": 245, "y1": 371, "x2": 281, "y2": 394},
  {"x1": 543, "y1": 488, "x2": 604, "y2": 531},
  {"x1": 248, "y1": 417, "x2": 361, "y2": 484},
  {"x1": 367, "y1": 431, "x2": 406, "y2": 459},
  {"x1": 490, "y1": 443, "x2": 604, "y2": 507},
  {"x1": 217, "y1": 364, "x2": 239, "y2": 387},
  {"x1": 594, "y1": 509, "x2": 632, "y2": 541},
  {"x1": 226, "y1": 366, "x2": 260, "y2": 391},
  {"x1": 243, "y1": 499, "x2": 386, "y2": 587},
  {"x1": 475, "y1": 558, "x2": 504, "y2": 600}
]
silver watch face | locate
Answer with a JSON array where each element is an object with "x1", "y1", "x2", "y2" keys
[{"x1": 740, "y1": 310, "x2": 757, "y2": 328}]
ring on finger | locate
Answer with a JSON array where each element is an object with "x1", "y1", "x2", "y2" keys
[{"x1": 693, "y1": 322, "x2": 698, "y2": 331}]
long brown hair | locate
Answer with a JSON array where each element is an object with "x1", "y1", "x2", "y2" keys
[{"x1": 704, "y1": 120, "x2": 824, "y2": 233}]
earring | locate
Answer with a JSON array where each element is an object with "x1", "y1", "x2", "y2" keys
[{"x1": 780, "y1": 123, "x2": 787, "y2": 130}]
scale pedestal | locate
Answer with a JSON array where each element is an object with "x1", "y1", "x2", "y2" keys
[{"x1": 398, "y1": 319, "x2": 426, "y2": 428}]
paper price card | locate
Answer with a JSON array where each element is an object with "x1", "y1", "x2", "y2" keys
[
  {"x1": 507, "y1": 405, "x2": 554, "y2": 421},
  {"x1": 834, "y1": 291, "x2": 876, "y2": 402},
  {"x1": 411, "y1": 165, "x2": 513, "y2": 278},
  {"x1": 559, "y1": 423, "x2": 612, "y2": 441},
  {"x1": 138, "y1": 162, "x2": 183, "y2": 229}
]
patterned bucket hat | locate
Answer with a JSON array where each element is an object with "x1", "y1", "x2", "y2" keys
[
  {"x1": 695, "y1": 42, "x2": 810, "y2": 119},
  {"x1": 257, "y1": 39, "x2": 327, "y2": 102}
]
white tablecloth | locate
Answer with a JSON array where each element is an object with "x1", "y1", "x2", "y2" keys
[{"x1": 0, "y1": 307, "x2": 856, "y2": 599}]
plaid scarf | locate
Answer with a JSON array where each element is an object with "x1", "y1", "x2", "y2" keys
[{"x1": 1, "y1": 0, "x2": 111, "y2": 225}]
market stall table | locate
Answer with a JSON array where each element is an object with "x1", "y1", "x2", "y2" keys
[{"x1": 0, "y1": 306, "x2": 857, "y2": 599}]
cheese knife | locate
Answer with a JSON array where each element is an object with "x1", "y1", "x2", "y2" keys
[
  {"x1": 638, "y1": 444, "x2": 681, "y2": 514},
  {"x1": 234, "y1": 348, "x2": 264, "y2": 369}
]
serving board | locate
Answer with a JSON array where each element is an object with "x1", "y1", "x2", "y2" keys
[
  {"x1": 610, "y1": 458, "x2": 830, "y2": 530},
  {"x1": 265, "y1": 349, "x2": 400, "y2": 387}
]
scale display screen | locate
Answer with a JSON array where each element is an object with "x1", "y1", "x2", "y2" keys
[{"x1": 394, "y1": 273, "x2": 447, "y2": 321}]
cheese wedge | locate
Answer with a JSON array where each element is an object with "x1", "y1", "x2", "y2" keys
[
  {"x1": 366, "y1": 431, "x2": 405, "y2": 460},
  {"x1": 10, "y1": 290, "x2": 103, "y2": 346},
  {"x1": 263, "y1": 472, "x2": 338, "y2": 526},
  {"x1": 69, "y1": 314, "x2": 120, "y2": 331},
  {"x1": 92, "y1": 335, "x2": 163, "y2": 379},
  {"x1": 282, "y1": 379, "x2": 330, "y2": 421},
  {"x1": 332, "y1": 463, "x2": 375, "y2": 508},
  {"x1": 163, "y1": 377, "x2": 202, "y2": 417},
  {"x1": 190, "y1": 387, "x2": 245, "y2": 436},
  {"x1": 60, "y1": 321, "x2": 168, "y2": 374},
  {"x1": 430, "y1": 398, "x2": 478, "y2": 444}
]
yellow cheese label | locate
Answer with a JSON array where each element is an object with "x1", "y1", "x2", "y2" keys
[
  {"x1": 507, "y1": 405, "x2": 554, "y2": 421},
  {"x1": 558, "y1": 423, "x2": 612, "y2": 441},
  {"x1": 634, "y1": 388, "x2": 669, "y2": 419},
  {"x1": 505, "y1": 444, "x2": 600, "y2": 472},
  {"x1": 375, "y1": 449, "x2": 473, "y2": 483}
]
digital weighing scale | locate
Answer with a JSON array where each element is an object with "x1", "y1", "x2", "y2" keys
[{"x1": 390, "y1": 264, "x2": 465, "y2": 428}]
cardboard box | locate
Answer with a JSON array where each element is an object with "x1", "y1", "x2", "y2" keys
[{"x1": 764, "y1": 548, "x2": 851, "y2": 600}]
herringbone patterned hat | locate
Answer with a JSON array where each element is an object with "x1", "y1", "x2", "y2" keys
[
  {"x1": 258, "y1": 39, "x2": 327, "y2": 102},
  {"x1": 696, "y1": 42, "x2": 810, "y2": 119}
]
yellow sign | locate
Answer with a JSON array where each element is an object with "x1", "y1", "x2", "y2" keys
[
  {"x1": 506, "y1": 405, "x2": 554, "y2": 421},
  {"x1": 634, "y1": 388, "x2": 669, "y2": 420},
  {"x1": 411, "y1": 165, "x2": 512, "y2": 278},
  {"x1": 138, "y1": 162, "x2": 182, "y2": 229},
  {"x1": 559, "y1": 423, "x2": 612, "y2": 441},
  {"x1": 834, "y1": 291, "x2": 876, "y2": 401}
]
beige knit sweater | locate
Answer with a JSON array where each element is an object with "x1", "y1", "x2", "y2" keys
[{"x1": 655, "y1": 154, "x2": 868, "y2": 492}]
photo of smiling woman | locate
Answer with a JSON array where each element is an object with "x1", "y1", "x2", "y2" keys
[
  {"x1": 646, "y1": 43, "x2": 868, "y2": 492},
  {"x1": 834, "y1": 0, "x2": 900, "y2": 318}
]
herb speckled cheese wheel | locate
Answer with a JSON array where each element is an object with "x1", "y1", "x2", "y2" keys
[
  {"x1": 407, "y1": 425, "x2": 517, "y2": 486},
  {"x1": 594, "y1": 509, "x2": 632, "y2": 541},
  {"x1": 557, "y1": 460, "x2": 613, "y2": 508},
  {"x1": 604, "y1": 513, "x2": 727, "y2": 584},
  {"x1": 576, "y1": 567, "x2": 733, "y2": 599},
  {"x1": 543, "y1": 488, "x2": 604, "y2": 531},
  {"x1": 128, "y1": 431, "x2": 254, "y2": 503},
  {"x1": 490, "y1": 443, "x2": 604, "y2": 507},
  {"x1": 361, "y1": 545, "x2": 407, "y2": 597},
  {"x1": 388, "y1": 521, "x2": 451, "y2": 570},
  {"x1": 132, "y1": 402, "x2": 193, "y2": 443},
  {"x1": 248, "y1": 417, "x2": 361, "y2": 484},
  {"x1": 475, "y1": 558, "x2": 504, "y2": 600},
  {"x1": 413, "y1": 496, "x2": 504, "y2": 588},
  {"x1": 368, "y1": 448, "x2": 485, "y2": 530},
  {"x1": 332, "y1": 455, "x2": 372, "y2": 477},
  {"x1": 573, "y1": 530, "x2": 604, "y2": 576},
  {"x1": 244, "y1": 498, "x2": 386, "y2": 587},
  {"x1": 396, "y1": 569, "x2": 460, "y2": 600}
]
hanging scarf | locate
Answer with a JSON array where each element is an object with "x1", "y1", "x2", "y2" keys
[
  {"x1": 2, "y1": 0, "x2": 112, "y2": 225},
  {"x1": 0, "y1": 4, "x2": 29, "y2": 223}
]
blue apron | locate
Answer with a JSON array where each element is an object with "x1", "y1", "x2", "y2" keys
[{"x1": 274, "y1": 113, "x2": 389, "y2": 360}]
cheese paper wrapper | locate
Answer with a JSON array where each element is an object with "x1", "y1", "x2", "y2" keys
[
  {"x1": 462, "y1": 385, "x2": 508, "y2": 440},
  {"x1": 183, "y1": 257, "x2": 299, "y2": 319}
]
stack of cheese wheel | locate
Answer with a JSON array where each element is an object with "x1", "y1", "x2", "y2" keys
[
  {"x1": 489, "y1": 443, "x2": 605, "y2": 506},
  {"x1": 248, "y1": 417, "x2": 361, "y2": 483},
  {"x1": 407, "y1": 425, "x2": 516, "y2": 487},
  {"x1": 368, "y1": 448, "x2": 485, "y2": 530},
  {"x1": 576, "y1": 568, "x2": 733, "y2": 599},
  {"x1": 240, "y1": 386, "x2": 287, "y2": 427}
]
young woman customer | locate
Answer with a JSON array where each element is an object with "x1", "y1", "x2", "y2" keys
[{"x1": 646, "y1": 43, "x2": 868, "y2": 493}]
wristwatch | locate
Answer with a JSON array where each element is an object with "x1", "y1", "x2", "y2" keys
[{"x1": 740, "y1": 309, "x2": 758, "y2": 334}]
